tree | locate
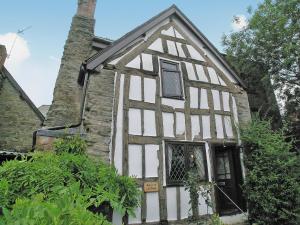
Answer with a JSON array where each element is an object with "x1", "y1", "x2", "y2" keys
[{"x1": 223, "y1": 0, "x2": 300, "y2": 149}]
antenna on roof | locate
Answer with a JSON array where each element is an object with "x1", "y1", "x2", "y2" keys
[{"x1": 7, "y1": 26, "x2": 32, "y2": 59}]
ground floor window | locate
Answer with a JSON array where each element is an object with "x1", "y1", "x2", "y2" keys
[{"x1": 165, "y1": 141, "x2": 208, "y2": 186}]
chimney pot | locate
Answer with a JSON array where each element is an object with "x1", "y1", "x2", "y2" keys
[
  {"x1": 0, "y1": 45, "x2": 7, "y2": 69},
  {"x1": 77, "y1": 0, "x2": 97, "y2": 19}
]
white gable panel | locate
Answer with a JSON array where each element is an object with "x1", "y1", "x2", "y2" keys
[
  {"x1": 200, "y1": 88, "x2": 209, "y2": 109},
  {"x1": 215, "y1": 114, "x2": 224, "y2": 139},
  {"x1": 186, "y1": 45, "x2": 205, "y2": 61},
  {"x1": 148, "y1": 38, "x2": 164, "y2": 53},
  {"x1": 126, "y1": 56, "x2": 141, "y2": 69},
  {"x1": 166, "y1": 187, "x2": 177, "y2": 220},
  {"x1": 129, "y1": 75, "x2": 142, "y2": 101},
  {"x1": 144, "y1": 78, "x2": 156, "y2": 103},
  {"x1": 176, "y1": 42, "x2": 186, "y2": 58},
  {"x1": 175, "y1": 112, "x2": 185, "y2": 135},
  {"x1": 195, "y1": 64, "x2": 208, "y2": 82},
  {"x1": 162, "y1": 98, "x2": 185, "y2": 109},
  {"x1": 145, "y1": 145, "x2": 159, "y2": 178},
  {"x1": 128, "y1": 108, "x2": 142, "y2": 135},
  {"x1": 174, "y1": 28, "x2": 184, "y2": 39},
  {"x1": 180, "y1": 187, "x2": 191, "y2": 219},
  {"x1": 185, "y1": 62, "x2": 197, "y2": 80},
  {"x1": 146, "y1": 192, "x2": 160, "y2": 222},
  {"x1": 162, "y1": 26, "x2": 175, "y2": 37},
  {"x1": 191, "y1": 115, "x2": 200, "y2": 140},
  {"x1": 167, "y1": 40, "x2": 178, "y2": 56},
  {"x1": 218, "y1": 75, "x2": 227, "y2": 86},
  {"x1": 128, "y1": 144, "x2": 142, "y2": 178},
  {"x1": 202, "y1": 115, "x2": 211, "y2": 139},
  {"x1": 190, "y1": 87, "x2": 199, "y2": 108},
  {"x1": 212, "y1": 90, "x2": 221, "y2": 110},
  {"x1": 163, "y1": 112, "x2": 174, "y2": 137},
  {"x1": 207, "y1": 67, "x2": 220, "y2": 85},
  {"x1": 143, "y1": 110, "x2": 156, "y2": 136},
  {"x1": 173, "y1": 18, "x2": 238, "y2": 84},
  {"x1": 142, "y1": 53, "x2": 153, "y2": 71},
  {"x1": 222, "y1": 92, "x2": 230, "y2": 111},
  {"x1": 224, "y1": 116, "x2": 234, "y2": 138}
]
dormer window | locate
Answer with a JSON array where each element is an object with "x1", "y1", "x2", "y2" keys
[{"x1": 161, "y1": 60, "x2": 183, "y2": 99}]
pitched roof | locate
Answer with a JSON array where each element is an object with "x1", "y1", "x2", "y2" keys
[
  {"x1": 1, "y1": 67, "x2": 45, "y2": 121},
  {"x1": 86, "y1": 4, "x2": 246, "y2": 88}
]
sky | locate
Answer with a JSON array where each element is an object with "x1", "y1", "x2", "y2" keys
[{"x1": 0, "y1": 0, "x2": 260, "y2": 107}]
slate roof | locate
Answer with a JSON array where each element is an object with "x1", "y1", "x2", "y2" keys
[
  {"x1": 0, "y1": 67, "x2": 45, "y2": 121},
  {"x1": 86, "y1": 4, "x2": 246, "y2": 88}
]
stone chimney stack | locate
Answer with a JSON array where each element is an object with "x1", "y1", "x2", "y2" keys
[
  {"x1": 0, "y1": 45, "x2": 7, "y2": 69},
  {"x1": 45, "y1": 0, "x2": 97, "y2": 127}
]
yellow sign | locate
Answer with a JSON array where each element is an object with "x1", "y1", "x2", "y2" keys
[{"x1": 144, "y1": 182, "x2": 159, "y2": 192}]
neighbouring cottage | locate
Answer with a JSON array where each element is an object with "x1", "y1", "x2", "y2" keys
[
  {"x1": 0, "y1": 45, "x2": 44, "y2": 163},
  {"x1": 37, "y1": 1, "x2": 251, "y2": 224}
]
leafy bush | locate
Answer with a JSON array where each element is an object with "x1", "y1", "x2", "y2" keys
[
  {"x1": 242, "y1": 117, "x2": 300, "y2": 225},
  {"x1": 0, "y1": 136, "x2": 141, "y2": 223},
  {"x1": 54, "y1": 135, "x2": 87, "y2": 155}
]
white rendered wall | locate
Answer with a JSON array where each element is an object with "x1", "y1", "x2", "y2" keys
[
  {"x1": 212, "y1": 90, "x2": 221, "y2": 110},
  {"x1": 190, "y1": 87, "x2": 199, "y2": 108},
  {"x1": 142, "y1": 53, "x2": 153, "y2": 71},
  {"x1": 198, "y1": 190, "x2": 213, "y2": 215},
  {"x1": 128, "y1": 206, "x2": 142, "y2": 224},
  {"x1": 128, "y1": 108, "x2": 142, "y2": 135},
  {"x1": 176, "y1": 42, "x2": 186, "y2": 58},
  {"x1": 222, "y1": 91, "x2": 230, "y2": 111},
  {"x1": 200, "y1": 89, "x2": 209, "y2": 109},
  {"x1": 218, "y1": 76, "x2": 227, "y2": 86},
  {"x1": 143, "y1": 110, "x2": 156, "y2": 136},
  {"x1": 166, "y1": 187, "x2": 177, "y2": 220},
  {"x1": 162, "y1": 98, "x2": 185, "y2": 109},
  {"x1": 145, "y1": 145, "x2": 159, "y2": 178},
  {"x1": 148, "y1": 38, "x2": 163, "y2": 53},
  {"x1": 114, "y1": 74, "x2": 124, "y2": 174},
  {"x1": 195, "y1": 64, "x2": 208, "y2": 82},
  {"x1": 224, "y1": 116, "x2": 234, "y2": 138},
  {"x1": 215, "y1": 114, "x2": 224, "y2": 139},
  {"x1": 146, "y1": 192, "x2": 160, "y2": 222},
  {"x1": 163, "y1": 112, "x2": 175, "y2": 137},
  {"x1": 144, "y1": 77, "x2": 156, "y2": 103},
  {"x1": 207, "y1": 67, "x2": 220, "y2": 85},
  {"x1": 126, "y1": 56, "x2": 140, "y2": 69},
  {"x1": 191, "y1": 115, "x2": 200, "y2": 140},
  {"x1": 185, "y1": 62, "x2": 197, "y2": 80},
  {"x1": 162, "y1": 26, "x2": 175, "y2": 37},
  {"x1": 112, "y1": 211, "x2": 122, "y2": 225},
  {"x1": 202, "y1": 115, "x2": 211, "y2": 139},
  {"x1": 167, "y1": 40, "x2": 178, "y2": 56},
  {"x1": 180, "y1": 187, "x2": 191, "y2": 219},
  {"x1": 128, "y1": 144, "x2": 142, "y2": 178},
  {"x1": 175, "y1": 112, "x2": 185, "y2": 136},
  {"x1": 129, "y1": 75, "x2": 142, "y2": 101},
  {"x1": 186, "y1": 45, "x2": 205, "y2": 61},
  {"x1": 174, "y1": 28, "x2": 184, "y2": 39}
]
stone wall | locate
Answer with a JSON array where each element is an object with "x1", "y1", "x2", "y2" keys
[
  {"x1": 235, "y1": 87, "x2": 251, "y2": 129},
  {"x1": 0, "y1": 71, "x2": 43, "y2": 152},
  {"x1": 83, "y1": 69, "x2": 115, "y2": 162}
]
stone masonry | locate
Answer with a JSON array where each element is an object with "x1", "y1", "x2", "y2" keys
[{"x1": 45, "y1": 0, "x2": 96, "y2": 127}]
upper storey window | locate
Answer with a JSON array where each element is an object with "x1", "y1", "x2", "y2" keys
[{"x1": 161, "y1": 60, "x2": 183, "y2": 99}]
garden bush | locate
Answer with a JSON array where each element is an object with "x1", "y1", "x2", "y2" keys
[{"x1": 242, "y1": 117, "x2": 300, "y2": 225}]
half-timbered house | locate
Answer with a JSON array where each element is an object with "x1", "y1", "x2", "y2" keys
[{"x1": 38, "y1": 1, "x2": 251, "y2": 224}]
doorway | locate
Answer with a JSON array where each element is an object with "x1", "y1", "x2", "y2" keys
[{"x1": 213, "y1": 145, "x2": 246, "y2": 215}]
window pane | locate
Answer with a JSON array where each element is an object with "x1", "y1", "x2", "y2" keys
[
  {"x1": 167, "y1": 144, "x2": 186, "y2": 183},
  {"x1": 162, "y1": 71, "x2": 182, "y2": 97},
  {"x1": 162, "y1": 61, "x2": 178, "y2": 71},
  {"x1": 189, "y1": 145, "x2": 206, "y2": 180}
]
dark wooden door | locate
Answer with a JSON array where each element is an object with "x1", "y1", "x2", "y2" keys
[{"x1": 214, "y1": 146, "x2": 244, "y2": 215}]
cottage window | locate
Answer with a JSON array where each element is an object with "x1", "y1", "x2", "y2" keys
[
  {"x1": 165, "y1": 142, "x2": 207, "y2": 186},
  {"x1": 161, "y1": 60, "x2": 183, "y2": 99}
]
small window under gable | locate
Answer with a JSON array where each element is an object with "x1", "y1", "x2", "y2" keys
[{"x1": 161, "y1": 60, "x2": 183, "y2": 99}]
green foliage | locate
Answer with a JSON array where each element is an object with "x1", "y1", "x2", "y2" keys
[
  {"x1": 54, "y1": 135, "x2": 87, "y2": 155},
  {"x1": 0, "y1": 183, "x2": 111, "y2": 225},
  {"x1": 0, "y1": 136, "x2": 141, "y2": 223},
  {"x1": 209, "y1": 214, "x2": 224, "y2": 225},
  {"x1": 241, "y1": 116, "x2": 300, "y2": 225}
]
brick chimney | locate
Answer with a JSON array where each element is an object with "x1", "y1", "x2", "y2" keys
[
  {"x1": 0, "y1": 45, "x2": 7, "y2": 69},
  {"x1": 45, "y1": 0, "x2": 97, "y2": 127}
]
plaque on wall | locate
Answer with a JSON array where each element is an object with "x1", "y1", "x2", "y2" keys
[{"x1": 144, "y1": 182, "x2": 159, "y2": 192}]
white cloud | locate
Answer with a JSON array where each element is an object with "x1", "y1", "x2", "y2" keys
[
  {"x1": 231, "y1": 15, "x2": 248, "y2": 31},
  {"x1": 0, "y1": 33, "x2": 30, "y2": 74}
]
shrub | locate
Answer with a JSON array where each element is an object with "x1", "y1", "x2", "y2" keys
[
  {"x1": 242, "y1": 117, "x2": 300, "y2": 225},
  {"x1": 54, "y1": 135, "x2": 87, "y2": 155}
]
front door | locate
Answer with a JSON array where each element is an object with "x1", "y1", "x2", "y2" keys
[{"x1": 214, "y1": 145, "x2": 245, "y2": 215}]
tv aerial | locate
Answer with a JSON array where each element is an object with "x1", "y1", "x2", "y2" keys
[{"x1": 7, "y1": 26, "x2": 32, "y2": 59}]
